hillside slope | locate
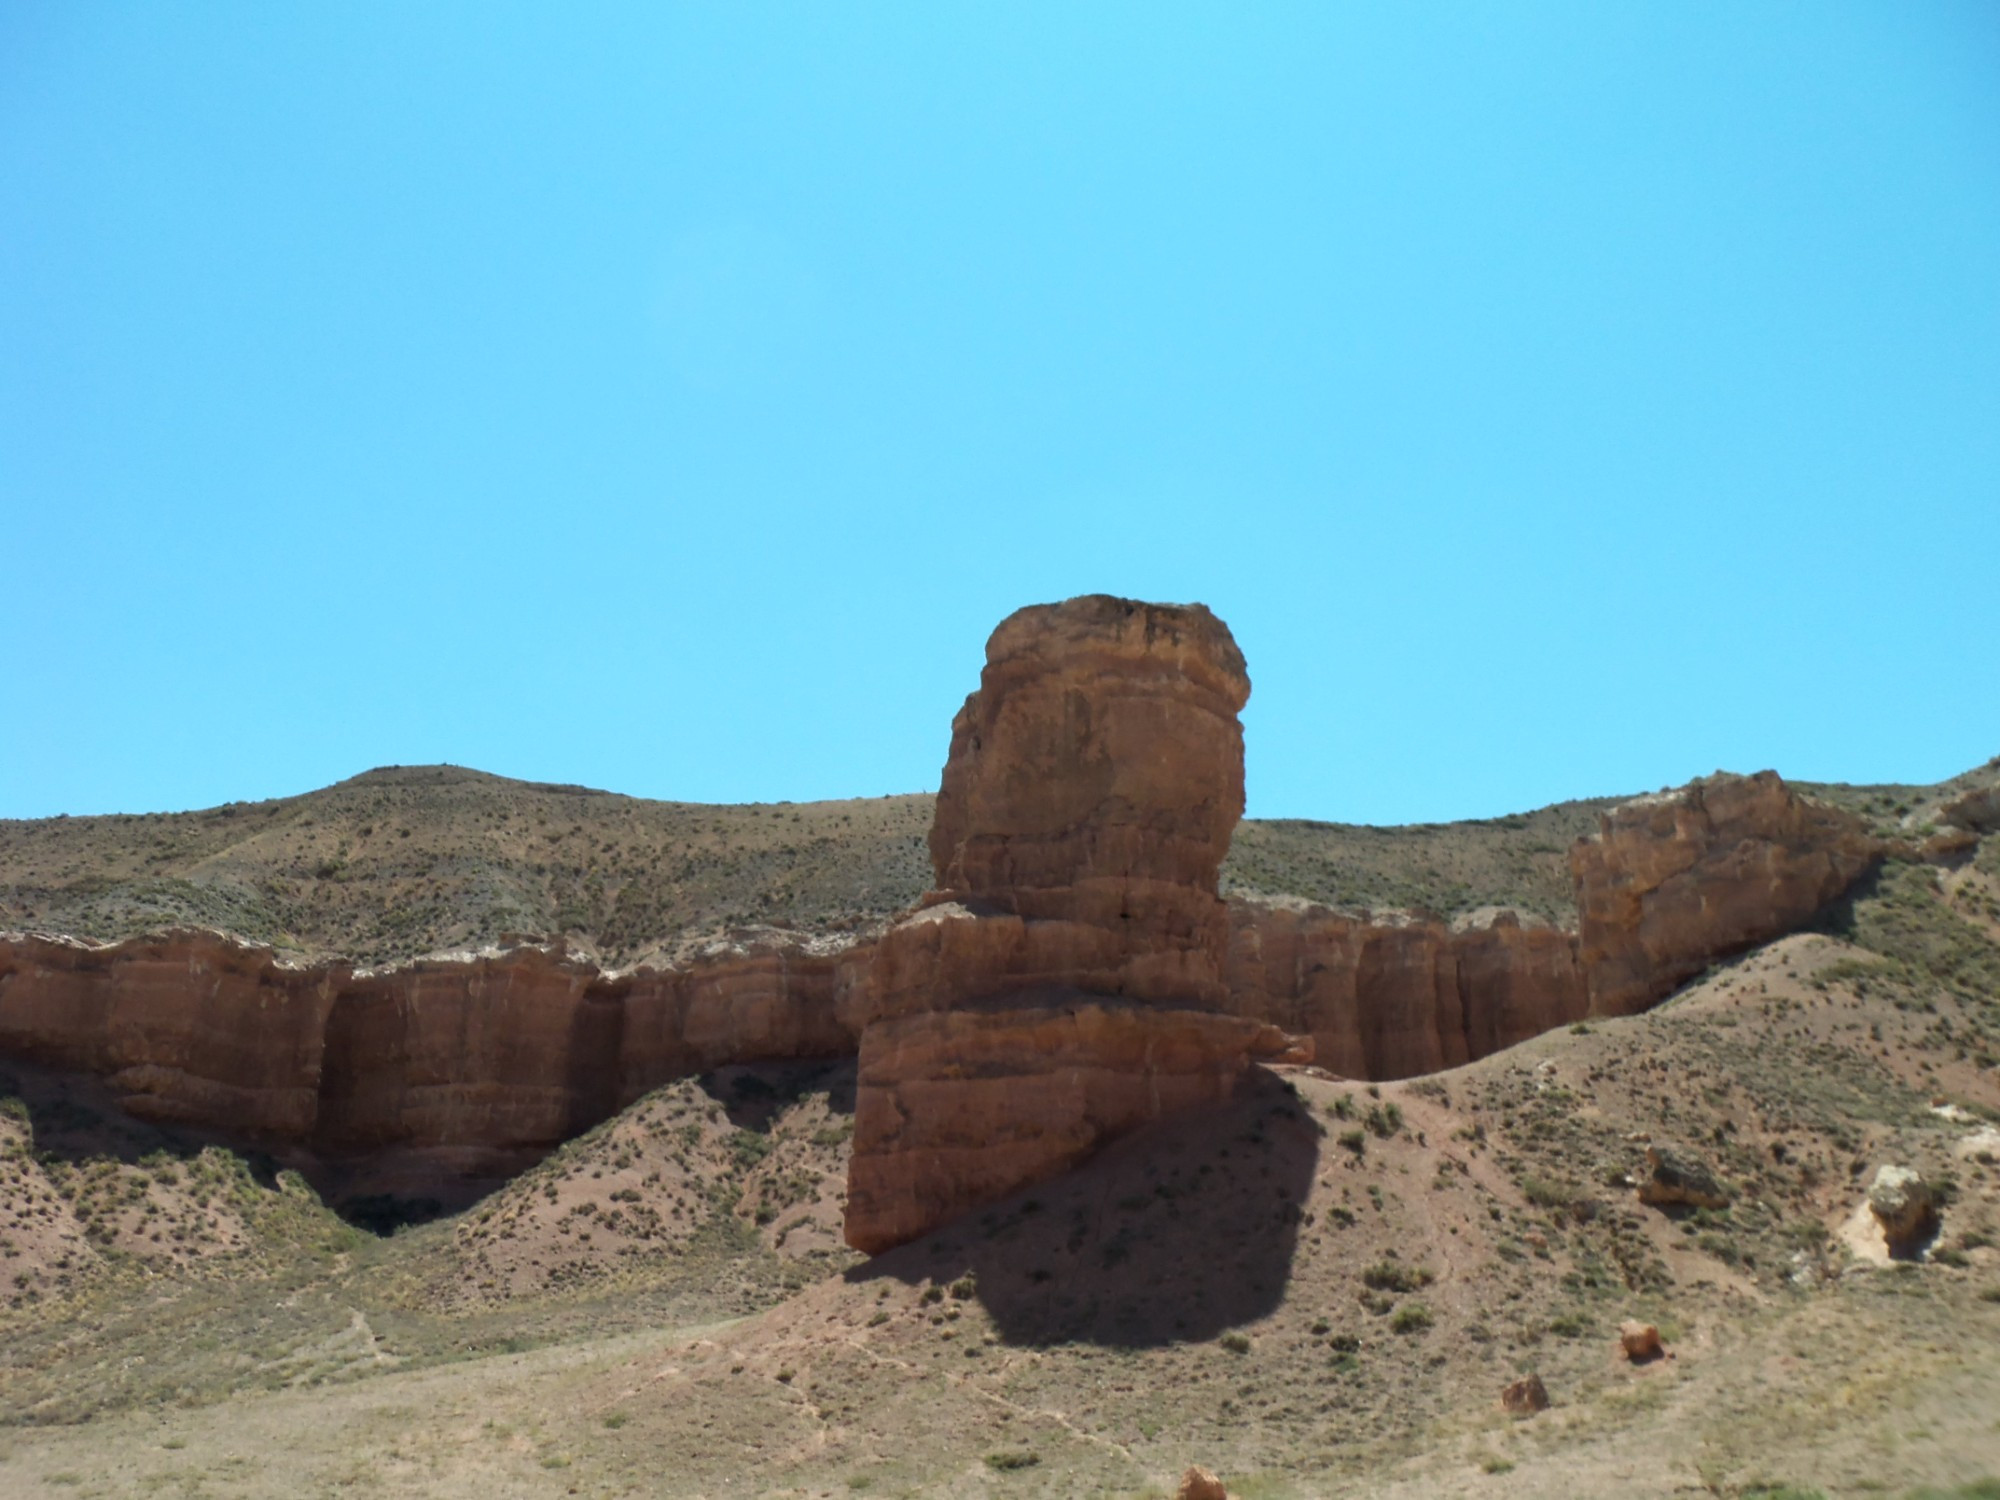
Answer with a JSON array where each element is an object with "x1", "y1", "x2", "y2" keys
[{"x1": 5, "y1": 760, "x2": 1990, "y2": 967}]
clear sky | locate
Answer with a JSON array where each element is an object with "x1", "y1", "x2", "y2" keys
[{"x1": 4, "y1": 4, "x2": 1996, "y2": 825}]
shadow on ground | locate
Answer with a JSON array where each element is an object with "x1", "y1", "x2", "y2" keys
[
  {"x1": 846, "y1": 1066, "x2": 1319, "y2": 1347},
  {"x1": 699, "y1": 1058, "x2": 855, "y2": 1132}
]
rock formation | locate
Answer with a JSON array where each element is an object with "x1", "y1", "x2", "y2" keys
[
  {"x1": 852, "y1": 596, "x2": 1250, "y2": 1028},
  {"x1": 843, "y1": 996, "x2": 1304, "y2": 1254},
  {"x1": 0, "y1": 607, "x2": 1923, "y2": 1231},
  {"x1": 1570, "y1": 772, "x2": 1884, "y2": 1016},
  {"x1": 0, "y1": 926, "x2": 863, "y2": 1208},
  {"x1": 1866, "y1": 1164, "x2": 1938, "y2": 1256},
  {"x1": 1619, "y1": 1320, "x2": 1664, "y2": 1361},
  {"x1": 1220, "y1": 899, "x2": 1585, "y2": 1080},
  {"x1": 1636, "y1": 1145, "x2": 1731, "y2": 1211},
  {"x1": 844, "y1": 597, "x2": 1306, "y2": 1253}
]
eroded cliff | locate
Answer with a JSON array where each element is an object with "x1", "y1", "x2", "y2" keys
[{"x1": 2, "y1": 599, "x2": 1953, "y2": 1238}]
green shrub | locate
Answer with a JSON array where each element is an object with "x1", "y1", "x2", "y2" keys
[
  {"x1": 1362, "y1": 1261, "x2": 1434, "y2": 1294},
  {"x1": 1390, "y1": 1303, "x2": 1433, "y2": 1334}
]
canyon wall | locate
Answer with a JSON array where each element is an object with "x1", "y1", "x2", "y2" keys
[
  {"x1": 0, "y1": 600, "x2": 1921, "y2": 1236},
  {"x1": 1570, "y1": 771, "x2": 1885, "y2": 1016},
  {"x1": 0, "y1": 927, "x2": 865, "y2": 1204},
  {"x1": 1220, "y1": 901, "x2": 1586, "y2": 1080}
]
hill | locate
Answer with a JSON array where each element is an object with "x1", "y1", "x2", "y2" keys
[{"x1": 2, "y1": 761, "x2": 1987, "y2": 967}]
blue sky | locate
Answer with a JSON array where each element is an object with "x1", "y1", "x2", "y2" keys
[{"x1": 4, "y1": 3, "x2": 1996, "y2": 824}]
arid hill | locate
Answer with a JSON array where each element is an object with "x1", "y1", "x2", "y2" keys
[{"x1": 3, "y1": 759, "x2": 1987, "y2": 969}]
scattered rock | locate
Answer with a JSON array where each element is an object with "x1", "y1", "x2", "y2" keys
[
  {"x1": 1637, "y1": 1146, "x2": 1731, "y2": 1211},
  {"x1": 1619, "y1": 1321, "x2": 1663, "y2": 1361},
  {"x1": 1501, "y1": 1373, "x2": 1550, "y2": 1415},
  {"x1": 1867, "y1": 1165, "x2": 1938, "y2": 1256},
  {"x1": 1176, "y1": 1466, "x2": 1231, "y2": 1500}
]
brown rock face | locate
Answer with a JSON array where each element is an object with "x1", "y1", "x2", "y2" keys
[
  {"x1": 859, "y1": 596, "x2": 1249, "y2": 1026},
  {"x1": 1221, "y1": 900, "x2": 1585, "y2": 1080},
  {"x1": 843, "y1": 596, "x2": 1305, "y2": 1253},
  {"x1": 1501, "y1": 1373, "x2": 1550, "y2": 1415},
  {"x1": 1571, "y1": 772, "x2": 1882, "y2": 1016},
  {"x1": 843, "y1": 994, "x2": 1303, "y2": 1254},
  {"x1": 0, "y1": 927, "x2": 863, "y2": 1207}
]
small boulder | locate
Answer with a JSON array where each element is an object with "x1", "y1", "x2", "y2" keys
[
  {"x1": 1637, "y1": 1146, "x2": 1731, "y2": 1210},
  {"x1": 1867, "y1": 1165, "x2": 1938, "y2": 1255},
  {"x1": 1501, "y1": 1374, "x2": 1550, "y2": 1415},
  {"x1": 1619, "y1": 1321, "x2": 1663, "y2": 1361},
  {"x1": 1176, "y1": 1466, "x2": 1231, "y2": 1500}
]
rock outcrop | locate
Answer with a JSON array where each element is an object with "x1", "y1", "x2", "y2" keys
[
  {"x1": 1940, "y1": 779, "x2": 2000, "y2": 835},
  {"x1": 844, "y1": 994, "x2": 1304, "y2": 1254},
  {"x1": 854, "y1": 596, "x2": 1249, "y2": 1028},
  {"x1": 1176, "y1": 1467, "x2": 1232, "y2": 1500},
  {"x1": 844, "y1": 597, "x2": 1307, "y2": 1253},
  {"x1": 0, "y1": 926, "x2": 864, "y2": 1207},
  {"x1": 1636, "y1": 1145, "x2": 1731, "y2": 1211},
  {"x1": 0, "y1": 609, "x2": 1919, "y2": 1233},
  {"x1": 1220, "y1": 899, "x2": 1585, "y2": 1081},
  {"x1": 1571, "y1": 772, "x2": 1884, "y2": 1016},
  {"x1": 1866, "y1": 1164, "x2": 1939, "y2": 1256},
  {"x1": 1619, "y1": 1320, "x2": 1664, "y2": 1361}
]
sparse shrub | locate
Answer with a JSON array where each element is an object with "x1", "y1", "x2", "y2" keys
[
  {"x1": 1362, "y1": 1261, "x2": 1434, "y2": 1294},
  {"x1": 983, "y1": 1450, "x2": 1039, "y2": 1471},
  {"x1": 1390, "y1": 1303, "x2": 1433, "y2": 1334},
  {"x1": 1338, "y1": 1129, "x2": 1367, "y2": 1156},
  {"x1": 1219, "y1": 1332, "x2": 1251, "y2": 1354},
  {"x1": 1364, "y1": 1102, "x2": 1403, "y2": 1139}
]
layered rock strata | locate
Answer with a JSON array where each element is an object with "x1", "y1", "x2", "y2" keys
[
  {"x1": 0, "y1": 926, "x2": 862, "y2": 1204},
  {"x1": 844, "y1": 994, "x2": 1305, "y2": 1254},
  {"x1": 1220, "y1": 900, "x2": 1585, "y2": 1080},
  {"x1": 1570, "y1": 771, "x2": 1884, "y2": 1016},
  {"x1": 0, "y1": 610, "x2": 1918, "y2": 1231},
  {"x1": 853, "y1": 596, "x2": 1250, "y2": 1028},
  {"x1": 844, "y1": 597, "x2": 1305, "y2": 1252}
]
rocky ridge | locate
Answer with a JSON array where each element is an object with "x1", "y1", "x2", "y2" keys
[{"x1": 2, "y1": 598, "x2": 1986, "y2": 1238}]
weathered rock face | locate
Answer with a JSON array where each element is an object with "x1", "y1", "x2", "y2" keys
[
  {"x1": 1866, "y1": 1164, "x2": 1938, "y2": 1256},
  {"x1": 1571, "y1": 772, "x2": 1883, "y2": 1016},
  {"x1": 843, "y1": 993, "x2": 1303, "y2": 1254},
  {"x1": 0, "y1": 927, "x2": 864, "y2": 1206},
  {"x1": 1220, "y1": 899, "x2": 1585, "y2": 1080},
  {"x1": 858, "y1": 596, "x2": 1249, "y2": 1027},
  {"x1": 0, "y1": 931, "x2": 338, "y2": 1138},
  {"x1": 843, "y1": 596, "x2": 1305, "y2": 1253}
]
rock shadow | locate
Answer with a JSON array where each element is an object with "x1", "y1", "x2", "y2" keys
[
  {"x1": 845, "y1": 1066, "x2": 1319, "y2": 1348},
  {"x1": 697, "y1": 1058, "x2": 855, "y2": 1133},
  {"x1": 0, "y1": 1059, "x2": 286, "y2": 1189}
]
